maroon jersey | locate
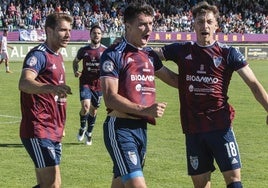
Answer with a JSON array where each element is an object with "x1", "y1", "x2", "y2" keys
[
  {"x1": 77, "y1": 44, "x2": 106, "y2": 91},
  {"x1": 100, "y1": 38, "x2": 163, "y2": 125},
  {"x1": 20, "y1": 44, "x2": 67, "y2": 142},
  {"x1": 162, "y1": 41, "x2": 248, "y2": 134}
]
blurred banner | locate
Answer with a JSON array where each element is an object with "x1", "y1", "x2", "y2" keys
[
  {"x1": 3, "y1": 30, "x2": 268, "y2": 43},
  {"x1": 18, "y1": 29, "x2": 46, "y2": 41}
]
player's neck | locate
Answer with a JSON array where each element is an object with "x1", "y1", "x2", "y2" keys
[{"x1": 90, "y1": 43, "x2": 100, "y2": 49}]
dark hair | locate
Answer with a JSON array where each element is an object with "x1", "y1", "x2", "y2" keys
[
  {"x1": 45, "y1": 13, "x2": 73, "y2": 30},
  {"x1": 90, "y1": 24, "x2": 102, "y2": 34},
  {"x1": 192, "y1": 1, "x2": 220, "y2": 21},
  {"x1": 123, "y1": 3, "x2": 154, "y2": 24}
]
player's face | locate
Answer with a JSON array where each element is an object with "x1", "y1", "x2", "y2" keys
[
  {"x1": 47, "y1": 20, "x2": 72, "y2": 52},
  {"x1": 90, "y1": 28, "x2": 102, "y2": 45},
  {"x1": 193, "y1": 11, "x2": 218, "y2": 46},
  {"x1": 125, "y1": 13, "x2": 153, "y2": 48}
]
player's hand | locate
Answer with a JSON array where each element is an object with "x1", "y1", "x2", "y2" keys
[
  {"x1": 54, "y1": 85, "x2": 72, "y2": 98},
  {"x1": 143, "y1": 102, "x2": 167, "y2": 118},
  {"x1": 74, "y1": 71, "x2": 82, "y2": 77}
]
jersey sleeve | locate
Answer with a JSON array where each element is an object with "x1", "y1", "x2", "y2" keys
[
  {"x1": 23, "y1": 50, "x2": 46, "y2": 74},
  {"x1": 76, "y1": 47, "x2": 84, "y2": 60},
  {"x1": 228, "y1": 47, "x2": 248, "y2": 71},
  {"x1": 147, "y1": 48, "x2": 163, "y2": 71},
  {"x1": 100, "y1": 49, "x2": 119, "y2": 79},
  {"x1": 161, "y1": 42, "x2": 183, "y2": 62}
]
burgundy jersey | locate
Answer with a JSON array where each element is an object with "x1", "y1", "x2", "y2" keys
[
  {"x1": 20, "y1": 43, "x2": 67, "y2": 142},
  {"x1": 77, "y1": 44, "x2": 106, "y2": 91},
  {"x1": 162, "y1": 41, "x2": 248, "y2": 134},
  {"x1": 100, "y1": 38, "x2": 163, "y2": 125}
]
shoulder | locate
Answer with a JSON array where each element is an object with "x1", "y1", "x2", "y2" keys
[
  {"x1": 100, "y1": 44, "x2": 107, "y2": 50},
  {"x1": 30, "y1": 44, "x2": 47, "y2": 54},
  {"x1": 164, "y1": 41, "x2": 193, "y2": 49},
  {"x1": 216, "y1": 41, "x2": 231, "y2": 50},
  {"x1": 144, "y1": 46, "x2": 159, "y2": 58},
  {"x1": 78, "y1": 44, "x2": 90, "y2": 51},
  {"x1": 102, "y1": 41, "x2": 126, "y2": 57},
  {"x1": 215, "y1": 42, "x2": 243, "y2": 57},
  {"x1": 25, "y1": 44, "x2": 47, "y2": 62}
]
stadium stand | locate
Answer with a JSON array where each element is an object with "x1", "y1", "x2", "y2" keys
[{"x1": 0, "y1": 0, "x2": 267, "y2": 35}]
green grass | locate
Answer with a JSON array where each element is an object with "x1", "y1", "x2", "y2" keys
[{"x1": 0, "y1": 60, "x2": 268, "y2": 187}]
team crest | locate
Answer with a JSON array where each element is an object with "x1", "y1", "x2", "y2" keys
[
  {"x1": 128, "y1": 151, "x2": 138, "y2": 165},
  {"x1": 26, "y1": 56, "x2": 37, "y2": 67},
  {"x1": 190, "y1": 156, "x2": 199, "y2": 170},
  {"x1": 213, "y1": 56, "x2": 222, "y2": 67},
  {"x1": 102, "y1": 60, "x2": 114, "y2": 72}
]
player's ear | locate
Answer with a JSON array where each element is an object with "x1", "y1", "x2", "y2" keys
[{"x1": 46, "y1": 27, "x2": 53, "y2": 35}]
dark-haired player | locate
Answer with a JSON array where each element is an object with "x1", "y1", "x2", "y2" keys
[
  {"x1": 100, "y1": 3, "x2": 178, "y2": 188},
  {"x1": 73, "y1": 24, "x2": 106, "y2": 145}
]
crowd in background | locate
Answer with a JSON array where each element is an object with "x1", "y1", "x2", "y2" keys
[{"x1": 0, "y1": 0, "x2": 267, "y2": 34}]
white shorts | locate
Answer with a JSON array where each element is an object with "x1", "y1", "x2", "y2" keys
[{"x1": 1, "y1": 51, "x2": 8, "y2": 59}]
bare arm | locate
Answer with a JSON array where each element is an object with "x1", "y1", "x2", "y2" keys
[
  {"x1": 155, "y1": 66, "x2": 178, "y2": 88},
  {"x1": 7, "y1": 45, "x2": 13, "y2": 50},
  {"x1": 73, "y1": 57, "x2": 82, "y2": 77},
  {"x1": 101, "y1": 77, "x2": 167, "y2": 118},
  {"x1": 18, "y1": 69, "x2": 72, "y2": 97},
  {"x1": 237, "y1": 65, "x2": 268, "y2": 124}
]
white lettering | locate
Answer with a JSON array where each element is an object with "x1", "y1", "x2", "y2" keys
[
  {"x1": 131, "y1": 74, "x2": 155, "y2": 82},
  {"x1": 60, "y1": 48, "x2": 68, "y2": 57},
  {"x1": 186, "y1": 75, "x2": 218, "y2": 84},
  {"x1": 10, "y1": 46, "x2": 35, "y2": 58}
]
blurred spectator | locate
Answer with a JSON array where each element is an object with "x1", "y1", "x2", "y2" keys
[{"x1": 0, "y1": 0, "x2": 267, "y2": 34}]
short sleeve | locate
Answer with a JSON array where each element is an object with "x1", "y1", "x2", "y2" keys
[{"x1": 23, "y1": 50, "x2": 47, "y2": 74}]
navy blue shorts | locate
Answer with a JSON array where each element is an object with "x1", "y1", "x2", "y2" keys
[
  {"x1": 103, "y1": 116, "x2": 147, "y2": 180},
  {"x1": 80, "y1": 86, "x2": 102, "y2": 108},
  {"x1": 21, "y1": 138, "x2": 62, "y2": 168},
  {"x1": 186, "y1": 127, "x2": 242, "y2": 175}
]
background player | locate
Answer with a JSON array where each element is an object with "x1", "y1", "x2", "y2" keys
[
  {"x1": 73, "y1": 24, "x2": 106, "y2": 145},
  {"x1": 0, "y1": 29, "x2": 14, "y2": 73}
]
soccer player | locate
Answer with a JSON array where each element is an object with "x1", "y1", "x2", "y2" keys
[
  {"x1": 100, "y1": 3, "x2": 178, "y2": 188},
  {"x1": 18, "y1": 13, "x2": 73, "y2": 188},
  {"x1": 0, "y1": 29, "x2": 14, "y2": 73},
  {"x1": 73, "y1": 24, "x2": 106, "y2": 145},
  {"x1": 155, "y1": 1, "x2": 268, "y2": 188}
]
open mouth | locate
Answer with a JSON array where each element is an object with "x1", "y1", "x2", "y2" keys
[
  {"x1": 201, "y1": 32, "x2": 209, "y2": 35},
  {"x1": 142, "y1": 34, "x2": 150, "y2": 41}
]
